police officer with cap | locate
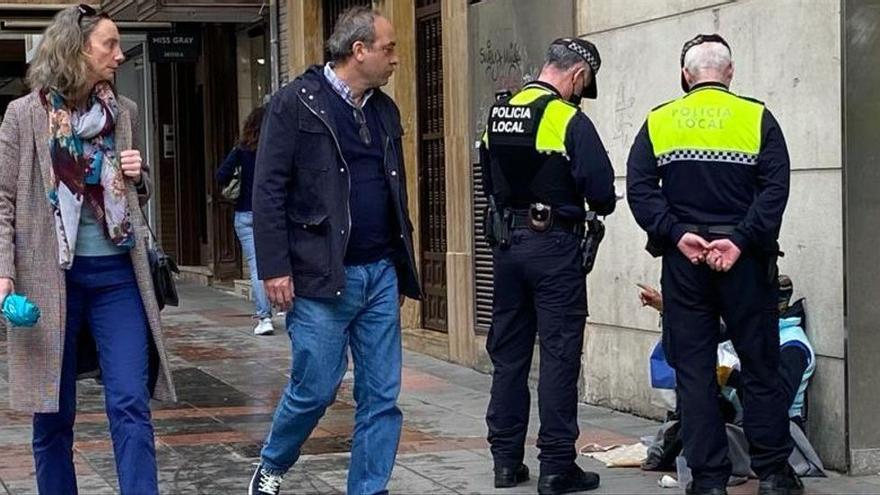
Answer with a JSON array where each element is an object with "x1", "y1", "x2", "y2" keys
[
  {"x1": 626, "y1": 34, "x2": 799, "y2": 495},
  {"x1": 480, "y1": 37, "x2": 616, "y2": 495}
]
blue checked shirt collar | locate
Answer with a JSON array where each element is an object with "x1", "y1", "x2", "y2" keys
[{"x1": 323, "y1": 63, "x2": 374, "y2": 109}]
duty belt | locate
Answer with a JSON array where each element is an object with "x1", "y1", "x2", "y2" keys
[
  {"x1": 509, "y1": 209, "x2": 585, "y2": 235},
  {"x1": 680, "y1": 223, "x2": 736, "y2": 237}
]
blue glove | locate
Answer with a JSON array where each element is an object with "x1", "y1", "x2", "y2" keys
[{"x1": 2, "y1": 293, "x2": 41, "y2": 328}]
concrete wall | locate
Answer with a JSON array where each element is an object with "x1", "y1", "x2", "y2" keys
[{"x1": 577, "y1": 0, "x2": 846, "y2": 469}]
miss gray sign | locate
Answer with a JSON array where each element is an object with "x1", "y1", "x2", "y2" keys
[{"x1": 148, "y1": 32, "x2": 201, "y2": 63}]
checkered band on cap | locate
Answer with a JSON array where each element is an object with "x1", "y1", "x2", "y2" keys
[
  {"x1": 657, "y1": 149, "x2": 758, "y2": 167},
  {"x1": 565, "y1": 40, "x2": 600, "y2": 74}
]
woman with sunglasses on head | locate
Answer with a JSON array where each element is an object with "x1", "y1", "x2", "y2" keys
[{"x1": 0, "y1": 5, "x2": 176, "y2": 494}]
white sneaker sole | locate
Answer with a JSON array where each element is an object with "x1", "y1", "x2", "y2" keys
[{"x1": 248, "y1": 467, "x2": 260, "y2": 495}]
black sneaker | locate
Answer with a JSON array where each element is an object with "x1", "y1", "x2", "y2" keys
[
  {"x1": 249, "y1": 464, "x2": 284, "y2": 495},
  {"x1": 537, "y1": 465, "x2": 600, "y2": 495},
  {"x1": 685, "y1": 482, "x2": 728, "y2": 495},
  {"x1": 758, "y1": 467, "x2": 804, "y2": 495},
  {"x1": 494, "y1": 463, "x2": 529, "y2": 488}
]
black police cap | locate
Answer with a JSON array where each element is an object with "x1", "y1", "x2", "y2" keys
[{"x1": 551, "y1": 37, "x2": 601, "y2": 99}]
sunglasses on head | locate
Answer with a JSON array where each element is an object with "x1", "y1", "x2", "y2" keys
[{"x1": 77, "y1": 4, "x2": 109, "y2": 26}]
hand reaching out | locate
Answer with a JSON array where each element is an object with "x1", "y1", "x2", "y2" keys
[{"x1": 637, "y1": 283, "x2": 663, "y2": 313}]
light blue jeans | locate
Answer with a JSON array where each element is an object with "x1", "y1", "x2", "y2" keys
[
  {"x1": 233, "y1": 211, "x2": 271, "y2": 319},
  {"x1": 260, "y1": 258, "x2": 402, "y2": 495}
]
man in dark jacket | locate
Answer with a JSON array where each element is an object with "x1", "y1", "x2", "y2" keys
[{"x1": 249, "y1": 7, "x2": 420, "y2": 495}]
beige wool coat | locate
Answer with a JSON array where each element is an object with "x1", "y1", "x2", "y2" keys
[{"x1": 0, "y1": 91, "x2": 177, "y2": 413}]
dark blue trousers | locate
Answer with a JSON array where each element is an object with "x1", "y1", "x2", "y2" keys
[
  {"x1": 662, "y1": 249, "x2": 793, "y2": 489},
  {"x1": 486, "y1": 228, "x2": 587, "y2": 475},
  {"x1": 32, "y1": 254, "x2": 158, "y2": 495}
]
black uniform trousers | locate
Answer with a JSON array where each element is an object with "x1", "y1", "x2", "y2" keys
[
  {"x1": 662, "y1": 247, "x2": 793, "y2": 489},
  {"x1": 486, "y1": 227, "x2": 587, "y2": 475}
]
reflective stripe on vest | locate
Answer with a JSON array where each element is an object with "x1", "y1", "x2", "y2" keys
[
  {"x1": 647, "y1": 87, "x2": 764, "y2": 167},
  {"x1": 483, "y1": 86, "x2": 578, "y2": 154}
]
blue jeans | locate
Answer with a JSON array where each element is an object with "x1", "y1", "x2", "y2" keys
[
  {"x1": 33, "y1": 254, "x2": 157, "y2": 495},
  {"x1": 260, "y1": 258, "x2": 402, "y2": 495},
  {"x1": 234, "y1": 211, "x2": 271, "y2": 319}
]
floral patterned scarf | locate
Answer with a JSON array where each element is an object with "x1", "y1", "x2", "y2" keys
[{"x1": 42, "y1": 81, "x2": 133, "y2": 268}]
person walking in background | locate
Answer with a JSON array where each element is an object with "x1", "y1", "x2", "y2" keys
[
  {"x1": 217, "y1": 106, "x2": 275, "y2": 336},
  {"x1": 248, "y1": 6, "x2": 420, "y2": 495},
  {"x1": 0, "y1": 4, "x2": 176, "y2": 494}
]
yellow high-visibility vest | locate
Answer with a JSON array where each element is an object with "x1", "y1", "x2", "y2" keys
[
  {"x1": 482, "y1": 85, "x2": 578, "y2": 155},
  {"x1": 647, "y1": 86, "x2": 764, "y2": 167}
]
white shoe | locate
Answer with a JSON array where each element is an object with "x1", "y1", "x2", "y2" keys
[{"x1": 253, "y1": 318, "x2": 274, "y2": 336}]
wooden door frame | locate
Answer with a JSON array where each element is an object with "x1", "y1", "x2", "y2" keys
[
  {"x1": 415, "y1": 0, "x2": 448, "y2": 332},
  {"x1": 202, "y1": 24, "x2": 242, "y2": 280}
]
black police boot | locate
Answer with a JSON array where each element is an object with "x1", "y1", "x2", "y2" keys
[
  {"x1": 494, "y1": 463, "x2": 529, "y2": 488},
  {"x1": 685, "y1": 482, "x2": 728, "y2": 495},
  {"x1": 758, "y1": 466, "x2": 804, "y2": 495},
  {"x1": 537, "y1": 465, "x2": 600, "y2": 495}
]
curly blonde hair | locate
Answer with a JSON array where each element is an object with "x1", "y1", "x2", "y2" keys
[{"x1": 26, "y1": 5, "x2": 107, "y2": 101}]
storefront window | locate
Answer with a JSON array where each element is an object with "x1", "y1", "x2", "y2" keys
[
  {"x1": 236, "y1": 23, "x2": 270, "y2": 125},
  {"x1": 249, "y1": 28, "x2": 269, "y2": 105}
]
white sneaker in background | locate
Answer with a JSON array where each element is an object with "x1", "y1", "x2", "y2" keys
[{"x1": 253, "y1": 317, "x2": 274, "y2": 336}]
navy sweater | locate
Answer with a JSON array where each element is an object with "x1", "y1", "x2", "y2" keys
[
  {"x1": 216, "y1": 146, "x2": 257, "y2": 212},
  {"x1": 323, "y1": 78, "x2": 396, "y2": 266}
]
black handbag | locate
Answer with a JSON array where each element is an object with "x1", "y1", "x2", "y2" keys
[
  {"x1": 147, "y1": 245, "x2": 180, "y2": 310},
  {"x1": 139, "y1": 207, "x2": 180, "y2": 310}
]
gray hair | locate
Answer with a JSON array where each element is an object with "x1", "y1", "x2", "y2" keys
[
  {"x1": 27, "y1": 5, "x2": 106, "y2": 100},
  {"x1": 683, "y1": 41, "x2": 732, "y2": 77},
  {"x1": 326, "y1": 6, "x2": 381, "y2": 62},
  {"x1": 544, "y1": 43, "x2": 586, "y2": 71}
]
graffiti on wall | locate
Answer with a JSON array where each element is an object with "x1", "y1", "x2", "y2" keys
[
  {"x1": 468, "y1": 0, "x2": 573, "y2": 153},
  {"x1": 473, "y1": 37, "x2": 540, "y2": 137},
  {"x1": 478, "y1": 38, "x2": 536, "y2": 93}
]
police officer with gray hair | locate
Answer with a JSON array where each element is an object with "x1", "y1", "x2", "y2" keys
[
  {"x1": 480, "y1": 37, "x2": 616, "y2": 495},
  {"x1": 627, "y1": 34, "x2": 797, "y2": 495}
]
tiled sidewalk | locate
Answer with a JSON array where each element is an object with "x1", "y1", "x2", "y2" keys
[{"x1": 1, "y1": 283, "x2": 879, "y2": 494}]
